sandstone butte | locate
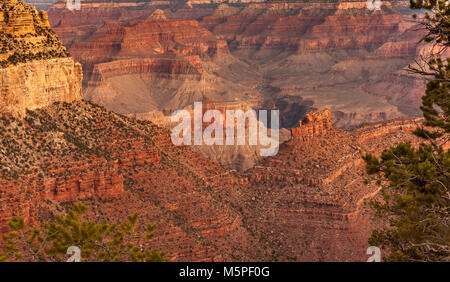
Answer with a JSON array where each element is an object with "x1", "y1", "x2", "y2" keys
[
  {"x1": 0, "y1": 0, "x2": 82, "y2": 117},
  {"x1": 0, "y1": 0, "x2": 436, "y2": 262}
]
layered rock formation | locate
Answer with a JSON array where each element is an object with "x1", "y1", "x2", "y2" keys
[
  {"x1": 44, "y1": 0, "x2": 427, "y2": 130},
  {"x1": 291, "y1": 108, "x2": 332, "y2": 140},
  {"x1": 0, "y1": 1, "x2": 439, "y2": 262},
  {"x1": 0, "y1": 0, "x2": 81, "y2": 116},
  {"x1": 0, "y1": 57, "x2": 82, "y2": 116},
  {"x1": 213, "y1": 110, "x2": 425, "y2": 261},
  {"x1": 0, "y1": 0, "x2": 69, "y2": 65},
  {"x1": 198, "y1": 1, "x2": 426, "y2": 128},
  {"x1": 50, "y1": 8, "x2": 259, "y2": 116},
  {"x1": 0, "y1": 101, "x2": 426, "y2": 261},
  {"x1": 0, "y1": 100, "x2": 266, "y2": 261}
]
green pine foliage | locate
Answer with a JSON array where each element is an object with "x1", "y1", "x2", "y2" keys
[
  {"x1": 413, "y1": 57, "x2": 450, "y2": 139},
  {"x1": 364, "y1": 0, "x2": 450, "y2": 261},
  {"x1": 409, "y1": 0, "x2": 450, "y2": 138},
  {"x1": 0, "y1": 202, "x2": 167, "y2": 262},
  {"x1": 363, "y1": 144, "x2": 449, "y2": 261},
  {"x1": 410, "y1": 0, "x2": 449, "y2": 47}
]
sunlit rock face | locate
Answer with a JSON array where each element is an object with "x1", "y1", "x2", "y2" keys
[
  {"x1": 0, "y1": 57, "x2": 82, "y2": 116},
  {"x1": 0, "y1": 0, "x2": 82, "y2": 117}
]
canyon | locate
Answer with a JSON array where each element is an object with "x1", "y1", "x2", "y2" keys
[
  {"x1": 0, "y1": 98, "x2": 425, "y2": 261},
  {"x1": 38, "y1": 0, "x2": 433, "y2": 169},
  {"x1": 0, "y1": 0, "x2": 439, "y2": 261},
  {"x1": 44, "y1": 0, "x2": 429, "y2": 128}
]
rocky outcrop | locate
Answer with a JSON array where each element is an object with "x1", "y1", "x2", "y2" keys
[
  {"x1": 1, "y1": 0, "x2": 49, "y2": 35},
  {"x1": 291, "y1": 108, "x2": 332, "y2": 140},
  {"x1": 0, "y1": 57, "x2": 82, "y2": 116},
  {"x1": 0, "y1": 101, "x2": 264, "y2": 261},
  {"x1": 354, "y1": 117, "x2": 423, "y2": 143},
  {"x1": 0, "y1": 158, "x2": 126, "y2": 231},
  {"x1": 0, "y1": 0, "x2": 81, "y2": 116},
  {"x1": 218, "y1": 109, "x2": 425, "y2": 261}
]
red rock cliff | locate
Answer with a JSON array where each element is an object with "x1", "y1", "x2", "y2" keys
[{"x1": 291, "y1": 108, "x2": 333, "y2": 140}]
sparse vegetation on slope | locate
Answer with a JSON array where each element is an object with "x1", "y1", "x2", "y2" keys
[
  {"x1": 0, "y1": 0, "x2": 70, "y2": 68},
  {"x1": 364, "y1": 0, "x2": 450, "y2": 262},
  {"x1": 0, "y1": 202, "x2": 167, "y2": 262},
  {"x1": 0, "y1": 100, "x2": 161, "y2": 179}
]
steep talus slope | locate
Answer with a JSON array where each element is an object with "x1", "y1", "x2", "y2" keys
[{"x1": 0, "y1": 100, "x2": 268, "y2": 261}]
